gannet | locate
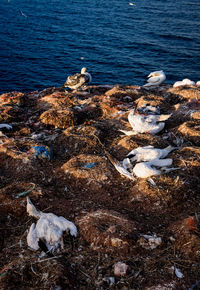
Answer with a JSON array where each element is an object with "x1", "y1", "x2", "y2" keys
[
  {"x1": 132, "y1": 158, "x2": 173, "y2": 178},
  {"x1": 64, "y1": 67, "x2": 92, "y2": 91},
  {"x1": 119, "y1": 109, "x2": 171, "y2": 135},
  {"x1": 173, "y1": 78, "x2": 195, "y2": 88},
  {"x1": 121, "y1": 145, "x2": 179, "y2": 178},
  {"x1": 126, "y1": 145, "x2": 176, "y2": 162},
  {"x1": 143, "y1": 70, "x2": 166, "y2": 87},
  {"x1": 27, "y1": 197, "x2": 77, "y2": 253},
  {"x1": 196, "y1": 81, "x2": 200, "y2": 87}
]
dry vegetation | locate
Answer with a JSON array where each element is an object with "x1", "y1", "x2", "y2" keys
[{"x1": 0, "y1": 83, "x2": 200, "y2": 289}]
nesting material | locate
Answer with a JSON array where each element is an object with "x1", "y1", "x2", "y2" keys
[
  {"x1": 40, "y1": 109, "x2": 77, "y2": 128},
  {"x1": 76, "y1": 210, "x2": 136, "y2": 253},
  {"x1": 114, "y1": 262, "x2": 129, "y2": 276},
  {"x1": 27, "y1": 198, "x2": 77, "y2": 253}
]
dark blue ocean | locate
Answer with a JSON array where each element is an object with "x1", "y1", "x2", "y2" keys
[{"x1": 0, "y1": 0, "x2": 199, "y2": 93}]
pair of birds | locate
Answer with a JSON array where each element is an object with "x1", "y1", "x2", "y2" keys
[
  {"x1": 64, "y1": 68, "x2": 166, "y2": 91},
  {"x1": 115, "y1": 145, "x2": 178, "y2": 179}
]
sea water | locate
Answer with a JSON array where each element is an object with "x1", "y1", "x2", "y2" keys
[{"x1": 0, "y1": 0, "x2": 199, "y2": 93}]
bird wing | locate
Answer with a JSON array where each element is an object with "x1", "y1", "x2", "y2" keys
[
  {"x1": 27, "y1": 223, "x2": 39, "y2": 250},
  {"x1": 133, "y1": 162, "x2": 161, "y2": 178},
  {"x1": 54, "y1": 216, "x2": 78, "y2": 237},
  {"x1": 156, "y1": 114, "x2": 171, "y2": 121},
  {"x1": 147, "y1": 76, "x2": 161, "y2": 84},
  {"x1": 148, "y1": 122, "x2": 165, "y2": 134},
  {"x1": 150, "y1": 158, "x2": 173, "y2": 167},
  {"x1": 65, "y1": 74, "x2": 88, "y2": 87},
  {"x1": 128, "y1": 111, "x2": 143, "y2": 129}
]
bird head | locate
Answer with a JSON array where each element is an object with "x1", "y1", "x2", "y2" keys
[
  {"x1": 148, "y1": 70, "x2": 164, "y2": 78},
  {"x1": 27, "y1": 197, "x2": 41, "y2": 218},
  {"x1": 81, "y1": 67, "x2": 87, "y2": 74}
]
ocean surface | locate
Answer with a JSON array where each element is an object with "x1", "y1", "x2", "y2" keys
[{"x1": 0, "y1": 0, "x2": 199, "y2": 93}]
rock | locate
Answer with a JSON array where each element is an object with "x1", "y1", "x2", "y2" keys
[{"x1": 114, "y1": 262, "x2": 129, "y2": 276}]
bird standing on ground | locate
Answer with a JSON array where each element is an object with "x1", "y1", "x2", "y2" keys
[
  {"x1": 26, "y1": 197, "x2": 77, "y2": 253},
  {"x1": 64, "y1": 67, "x2": 92, "y2": 91},
  {"x1": 143, "y1": 70, "x2": 166, "y2": 88}
]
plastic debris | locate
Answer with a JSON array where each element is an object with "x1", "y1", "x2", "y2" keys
[
  {"x1": 82, "y1": 162, "x2": 98, "y2": 169},
  {"x1": 27, "y1": 197, "x2": 77, "y2": 253},
  {"x1": 189, "y1": 280, "x2": 200, "y2": 290},
  {"x1": 139, "y1": 234, "x2": 162, "y2": 249},
  {"x1": 0, "y1": 124, "x2": 12, "y2": 130},
  {"x1": 114, "y1": 262, "x2": 129, "y2": 276},
  {"x1": 171, "y1": 266, "x2": 184, "y2": 278},
  {"x1": 30, "y1": 145, "x2": 53, "y2": 160},
  {"x1": 15, "y1": 183, "x2": 36, "y2": 198}
]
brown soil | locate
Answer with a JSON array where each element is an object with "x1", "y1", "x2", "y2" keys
[{"x1": 0, "y1": 84, "x2": 200, "y2": 289}]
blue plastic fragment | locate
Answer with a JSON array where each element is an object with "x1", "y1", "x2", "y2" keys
[
  {"x1": 189, "y1": 281, "x2": 200, "y2": 290},
  {"x1": 82, "y1": 162, "x2": 98, "y2": 169},
  {"x1": 31, "y1": 145, "x2": 53, "y2": 160}
]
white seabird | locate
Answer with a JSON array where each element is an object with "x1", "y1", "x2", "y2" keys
[
  {"x1": 64, "y1": 67, "x2": 92, "y2": 91},
  {"x1": 173, "y1": 78, "x2": 195, "y2": 88},
  {"x1": 126, "y1": 145, "x2": 176, "y2": 162},
  {"x1": 119, "y1": 109, "x2": 171, "y2": 135},
  {"x1": 143, "y1": 70, "x2": 166, "y2": 87},
  {"x1": 121, "y1": 145, "x2": 179, "y2": 178},
  {"x1": 27, "y1": 197, "x2": 77, "y2": 253}
]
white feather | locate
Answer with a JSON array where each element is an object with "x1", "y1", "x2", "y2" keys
[
  {"x1": 27, "y1": 223, "x2": 39, "y2": 250},
  {"x1": 133, "y1": 162, "x2": 161, "y2": 178}
]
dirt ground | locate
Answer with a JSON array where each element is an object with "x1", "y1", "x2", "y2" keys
[{"x1": 0, "y1": 83, "x2": 200, "y2": 289}]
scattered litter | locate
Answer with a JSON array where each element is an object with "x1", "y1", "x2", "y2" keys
[
  {"x1": 171, "y1": 266, "x2": 184, "y2": 278},
  {"x1": 15, "y1": 183, "x2": 36, "y2": 198},
  {"x1": 30, "y1": 145, "x2": 53, "y2": 160},
  {"x1": 139, "y1": 234, "x2": 162, "y2": 249},
  {"x1": 103, "y1": 277, "x2": 115, "y2": 286},
  {"x1": 189, "y1": 280, "x2": 200, "y2": 290},
  {"x1": 148, "y1": 177, "x2": 156, "y2": 186},
  {"x1": 82, "y1": 162, "x2": 98, "y2": 169},
  {"x1": 0, "y1": 124, "x2": 12, "y2": 130},
  {"x1": 27, "y1": 197, "x2": 77, "y2": 253},
  {"x1": 114, "y1": 262, "x2": 129, "y2": 276}
]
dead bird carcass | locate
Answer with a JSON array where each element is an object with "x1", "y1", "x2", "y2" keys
[{"x1": 26, "y1": 197, "x2": 77, "y2": 253}]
